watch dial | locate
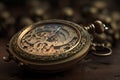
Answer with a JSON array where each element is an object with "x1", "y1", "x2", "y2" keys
[{"x1": 20, "y1": 24, "x2": 79, "y2": 56}]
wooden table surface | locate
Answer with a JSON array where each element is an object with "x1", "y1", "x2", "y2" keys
[{"x1": 0, "y1": 38, "x2": 120, "y2": 80}]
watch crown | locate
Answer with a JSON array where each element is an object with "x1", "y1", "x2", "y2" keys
[{"x1": 85, "y1": 20, "x2": 105, "y2": 34}]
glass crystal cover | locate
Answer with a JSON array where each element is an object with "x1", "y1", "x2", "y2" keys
[{"x1": 20, "y1": 24, "x2": 79, "y2": 56}]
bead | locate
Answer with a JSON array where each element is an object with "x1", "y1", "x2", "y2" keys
[
  {"x1": 19, "y1": 62, "x2": 24, "y2": 66},
  {"x1": 3, "y1": 56, "x2": 11, "y2": 62},
  {"x1": 0, "y1": 2, "x2": 5, "y2": 11}
]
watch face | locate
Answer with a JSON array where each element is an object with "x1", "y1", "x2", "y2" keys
[{"x1": 19, "y1": 23, "x2": 80, "y2": 56}]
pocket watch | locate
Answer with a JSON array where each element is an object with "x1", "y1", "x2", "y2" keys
[{"x1": 3, "y1": 19, "x2": 112, "y2": 72}]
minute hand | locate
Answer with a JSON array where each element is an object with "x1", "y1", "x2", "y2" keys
[{"x1": 48, "y1": 27, "x2": 61, "y2": 38}]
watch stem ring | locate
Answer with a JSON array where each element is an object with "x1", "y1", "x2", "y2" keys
[{"x1": 91, "y1": 43, "x2": 112, "y2": 56}]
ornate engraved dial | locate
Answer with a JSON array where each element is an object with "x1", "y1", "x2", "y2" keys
[{"x1": 20, "y1": 24, "x2": 79, "y2": 56}]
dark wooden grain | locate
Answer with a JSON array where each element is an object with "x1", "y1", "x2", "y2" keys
[{"x1": 0, "y1": 38, "x2": 120, "y2": 80}]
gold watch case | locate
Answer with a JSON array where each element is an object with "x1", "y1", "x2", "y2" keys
[{"x1": 3, "y1": 19, "x2": 111, "y2": 72}]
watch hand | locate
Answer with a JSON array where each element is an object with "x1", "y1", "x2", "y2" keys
[{"x1": 48, "y1": 27, "x2": 61, "y2": 38}]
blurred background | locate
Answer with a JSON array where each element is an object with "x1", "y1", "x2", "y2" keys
[
  {"x1": 0, "y1": 0, "x2": 120, "y2": 47},
  {"x1": 0, "y1": 0, "x2": 120, "y2": 80}
]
